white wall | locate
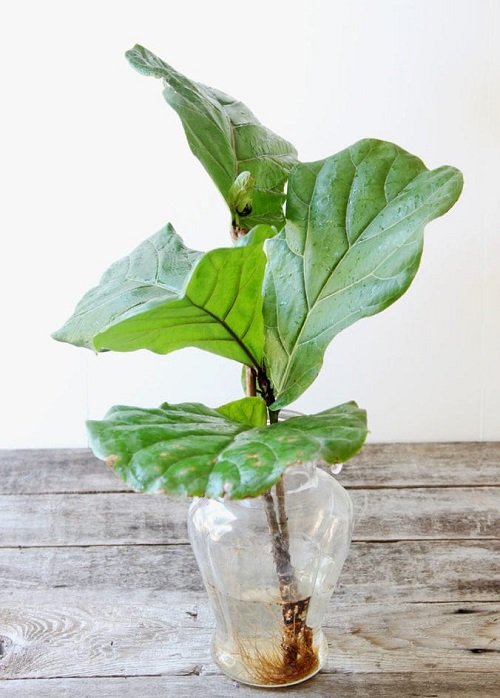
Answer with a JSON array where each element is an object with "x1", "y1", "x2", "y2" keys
[{"x1": 1, "y1": 0, "x2": 498, "y2": 448}]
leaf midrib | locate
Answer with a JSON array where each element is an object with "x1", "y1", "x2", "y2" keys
[{"x1": 186, "y1": 296, "x2": 260, "y2": 368}]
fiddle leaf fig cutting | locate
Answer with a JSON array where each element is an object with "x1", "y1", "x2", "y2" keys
[
  {"x1": 53, "y1": 44, "x2": 463, "y2": 499},
  {"x1": 88, "y1": 399, "x2": 367, "y2": 499}
]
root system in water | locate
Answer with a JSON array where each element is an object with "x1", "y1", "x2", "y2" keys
[
  {"x1": 235, "y1": 596, "x2": 319, "y2": 685},
  {"x1": 210, "y1": 581, "x2": 321, "y2": 686}
]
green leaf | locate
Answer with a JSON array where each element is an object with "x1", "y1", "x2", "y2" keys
[
  {"x1": 52, "y1": 223, "x2": 201, "y2": 349},
  {"x1": 126, "y1": 44, "x2": 298, "y2": 230},
  {"x1": 94, "y1": 224, "x2": 273, "y2": 366},
  {"x1": 216, "y1": 396, "x2": 267, "y2": 428},
  {"x1": 87, "y1": 400, "x2": 367, "y2": 499},
  {"x1": 263, "y1": 139, "x2": 464, "y2": 408},
  {"x1": 53, "y1": 223, "x2": 274, "y2": 368}
]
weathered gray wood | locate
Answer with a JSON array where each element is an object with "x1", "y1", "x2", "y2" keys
[
  {"x1": 1, "y1": 487, "x2": 498, "y2": 547},
  {"x1": 1, "y1": 445, "x2": 499, "y2": 693},
  {"x1": 0, "y1": 493, "x2": 190, "y2": 546},
  {"x1": 351, "y1": 486, "x2": 500, "y2": 540},
  {"x1": 0, "y1": 545, "x2": 201, "y2": 594},
  {"x1": 1, "y1": 442, "x2": 498, "y2": 495},
  {"x1": 346, "y1": 441, "x2": 500, "y2": 488},
  {"x1": 1, "y1": 673, "x2": 499, "y2": 698},
  {"x1": 0, "y1": 597, "x2": 498, "y2": 678},
  {"x1": 0, "y1": 449, "x2": 127, "y2": 495},
  {"x1": 1, "y1": 540, "x2": 498, "y2": 603}
]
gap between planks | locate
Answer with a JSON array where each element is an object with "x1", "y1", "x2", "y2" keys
[
  {"x1": 1, "y1": 483, "x2": 499, "y2": 496},
  {"x1": 1, "y1": 672, "x2": 499, "y2": 698},
  {"x1": 1, "y1": 537, "x2": 500, "y2": 550}
]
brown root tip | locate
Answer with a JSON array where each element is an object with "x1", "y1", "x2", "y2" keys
[{"x1": 235, "y1": 597, "x2": 318, "y2": 685}]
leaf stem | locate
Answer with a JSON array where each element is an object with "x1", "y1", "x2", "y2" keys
[{"x1": 245, "y1": 367, "x2": 257, "y2": 397}]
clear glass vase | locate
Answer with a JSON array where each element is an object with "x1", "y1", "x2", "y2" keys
[{"x1": 187, "y1": 461, "x2": 353, "y2": 687}]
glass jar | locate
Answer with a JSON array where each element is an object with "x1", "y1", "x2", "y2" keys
[{"x1": 187, "y1": 460, "x2": 353, "y2": 687}]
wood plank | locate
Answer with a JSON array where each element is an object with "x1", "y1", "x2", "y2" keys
[
  {"x1": 1, "y1": 672, "x2": 499, "y2": 698},
  {"x1": 1, "y1": 447, "x2": 499, "y2": 693},
  {"x1": 0, "y1": 449, "x2": 127, "y2": 495},
  {"x1": 1, "y1": 443, "x2": 498, "y2": 495},
  {"x1": 351, "y1": 486, "x2": 500, "y2": 540},
  {"x1": 0, "y1": 493, "x2": 190, "y2": 546},
  {"x1": 0, "y1": 597, "x2": 498, "y2": 678},
  {"x1": 1, "y1": 540, "x2": 498, "y2": 603},
  {"x1": 345, "y1": 441, "x2": 500, "y2": 488},
  {"x1": 1, "y1": 487, "x2": 498, "y2": 547}
]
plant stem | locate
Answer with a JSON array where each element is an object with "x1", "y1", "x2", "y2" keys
[
  {"x1": 255, "y1": 370, "x2": 297, "y2": 597},
  {"x1": 262, "y1": 490, "x2": 296, "y2": 601},
  {"x1": 245, "y1": 366, "x2": 256, "y2": 397},
  {"x1": 275, "y1": 478, "x2": 290, "y2": 552},
  {"x1": 236, "y1": 223, "x2": 315, "y2": 675},
  {"x1": 235, "y1": 231, "x2": 296, "y2": 598},
  {"x1": 255, "y1": 370, "x2": 317, "y2": 673}
]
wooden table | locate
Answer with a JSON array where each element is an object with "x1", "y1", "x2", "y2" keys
[{"x1": 0, "y1": 444, "x2": 499, "y2": 697}]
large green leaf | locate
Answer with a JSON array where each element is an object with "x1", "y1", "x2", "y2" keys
[
  {"x1": 263, "y1": 139, "x2": 464, "y2": 408},
  {"x1": 53, "y1": 223, "x2": 275, "y2": 368},
  {"x1": 52, "y1": 223, "x2": 201, "y2": 349},
  {"x1": 87, "y1": 399, "x2": 367, "y2": 499},
  {"x1": 126, "y1": 45, "x2": 298, "y2": 229}
]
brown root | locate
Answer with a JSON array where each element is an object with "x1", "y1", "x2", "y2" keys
[{"x1": 236, "y1": 597, "x2": 318, "y2": 685}]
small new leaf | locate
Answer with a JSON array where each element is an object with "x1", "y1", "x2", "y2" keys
[
  {"x1": 87, "y1": 401, "x2": 367, "y2": 499},
  {"x1": 216, "y1": 396, "x2": 267, "y2": 428},
  {"x1": 228, "y1": 171, "x2": 255, "y2": 225}
]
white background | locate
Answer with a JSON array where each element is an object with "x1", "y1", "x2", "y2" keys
[{"x1": 0, "y1": 0, "x2": 498, "y2": 448}]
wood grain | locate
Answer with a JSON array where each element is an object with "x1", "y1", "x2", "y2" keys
[
  {"x1": 1, "y1": 673, "x2": 500, "y2": 698},
  {"x1": 1, "y1": 487, "x2": 498, "y2": 546},
  {"x1": 0, "y1": 596, "x2": 499, "y2": 679},
  {"x1": 345, "y1": 442, "x2": 500, "y2": 488},
  {"x1": 0, "y1": 449, "x2": 127, "y2": 495},
  {"x1": 1, "y1": 442, "x2": 498, "y2": 494},
  {"x1": 0, "y1": 540, "x2": 498, "y2": 603},
  {"x1": 0, "y1": 444, "x2": 498, "y2": 696}
]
